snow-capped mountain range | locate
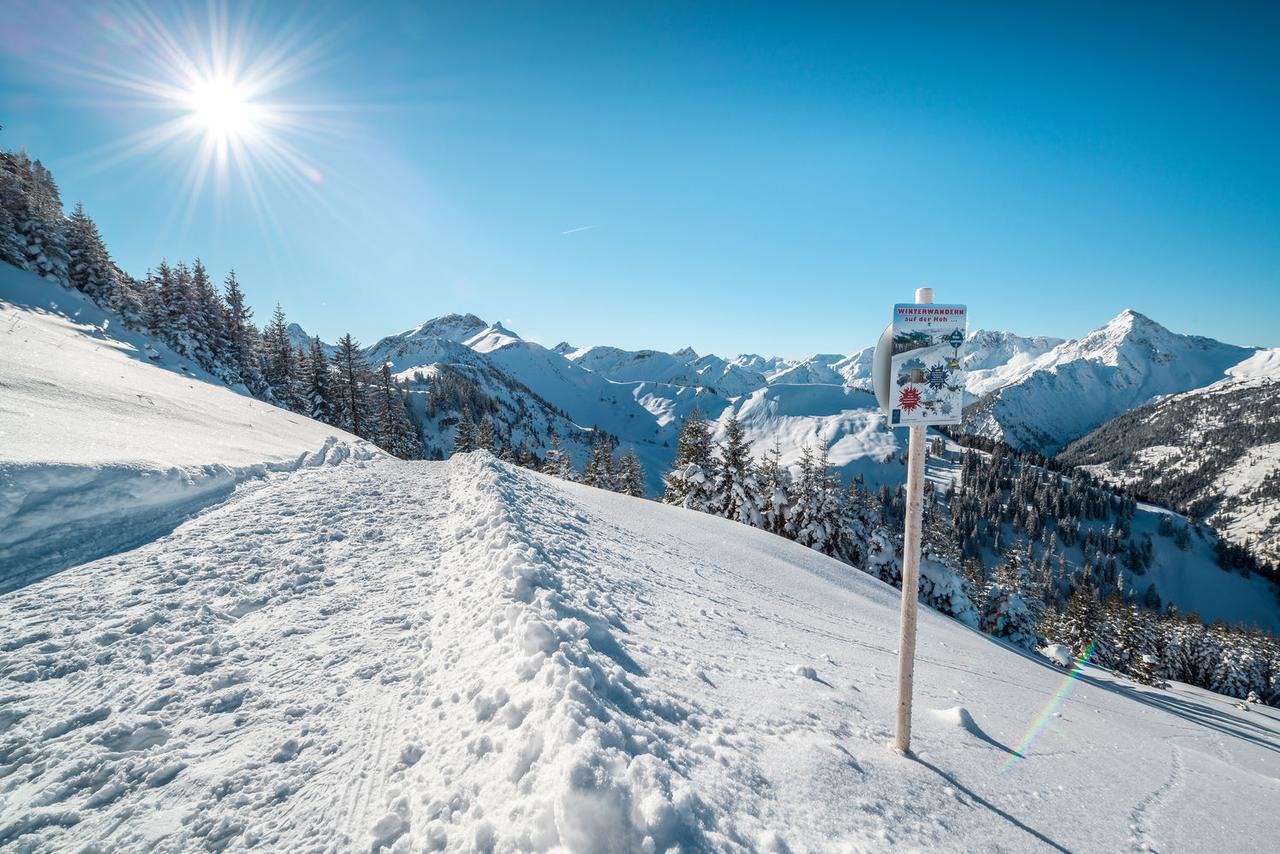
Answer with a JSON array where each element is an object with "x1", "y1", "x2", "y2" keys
[
  {"x1": 285, "y1": 304, "x2": 1280, "y2": 571},
  {"x1": 284, "y1": 305, "x2": 1271, "y2": 493},
  {"x1": 963, "y1": 310, "x2": 1256, "y2": 455}
]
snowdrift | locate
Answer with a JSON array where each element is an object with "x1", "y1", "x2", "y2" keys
[
  {"x1": 0, "y1": 264, "x2": 378, "y2": 588},
  {"x1": 2, "y1": 453, "x2": 1277, "y2": 851}
]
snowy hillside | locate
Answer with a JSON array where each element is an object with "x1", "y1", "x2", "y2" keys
[
  {"x1": 3, "y1": 452, "x2": 1278, "y2": 852},
  {"x1": 961, "y1": 330, "x2": 1066, "y2": 398},
  {"x1": 0, "y1": 264, "x2": 376, "y2": 589},
  {"x1": 964, "y1": 310, "x2": 1255, "y2": 455},
  {"x1": 715, "y1": 384, "x2": 906, "y2": 484},
  {"x1": 1059, "y1": 352, "x2": 1280, "y2": 567},
  {"x1": 566, "y1": 344, "x2": 769, "y2": 396}
]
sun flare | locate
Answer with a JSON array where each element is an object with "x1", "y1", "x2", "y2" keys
[
  {"x1": 186, "y1": 78, "x2": 256, "y2": 140},
  {"x1": 56, "y1": 0, "x2": 342, "y2": 232}
]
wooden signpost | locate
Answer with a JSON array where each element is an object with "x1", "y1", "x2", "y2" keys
[{"x1": 873, "y1": 287, "x2": 968, "y2": 754}]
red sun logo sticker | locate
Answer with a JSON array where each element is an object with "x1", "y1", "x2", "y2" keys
[{"x1": 898, "y1": 387, "x2": 922, "y2": 412}]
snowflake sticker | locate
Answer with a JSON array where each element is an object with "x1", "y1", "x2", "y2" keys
[
  {"x1": 926, "y1": 363, "x2": 950, "y2": 391},
  {"x1": 898, "y1": 386, "x2": 922, "y2": 412}
]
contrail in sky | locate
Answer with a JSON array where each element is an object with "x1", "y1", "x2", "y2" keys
[{"x1": 561, "y1": 225, "x2": 598, "y2": 235}]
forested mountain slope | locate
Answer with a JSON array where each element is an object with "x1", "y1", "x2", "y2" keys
[{"x1": 1059, "y1": 352, "x2": 1280, "y2": 567}]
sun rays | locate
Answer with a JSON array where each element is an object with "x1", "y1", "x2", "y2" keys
[{"x1": 47, "y1": 0, "x2": 347, "y2": 244}]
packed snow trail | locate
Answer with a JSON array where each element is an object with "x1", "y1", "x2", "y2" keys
[{"x1": 3, "y1": 455, "x2": 1280, "y2": 852}]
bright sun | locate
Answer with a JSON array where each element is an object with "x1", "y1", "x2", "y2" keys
[{"x1": 186, "y1": 78, "x2": 255, "y2": 140}]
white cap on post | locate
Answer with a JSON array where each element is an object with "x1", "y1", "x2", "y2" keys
[{"x1": 915, "y1": 287, "x2": 933, "y2": 304}]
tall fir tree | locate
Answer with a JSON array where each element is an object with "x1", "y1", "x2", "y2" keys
[
  {"x1": 583, "y1": 433, "x2": 618, "y2": 490},
  {"x1": 65, "y1": 202, "x2": 121, "y2": 307},
  {"x1": 712, "y1": 414, "x2": 762, "y2": 526},
  {"x1": 543, "y1": 432, "x2": 576, "y2": 480},
  {"x1": 305, "y1": 336, "x2": 337, "y2": 423},
  {"x1": 222, "y1": 270, "x2": 265, "y2": 393},
  {"x1": 453, "y1": 408, "x2": 477, "y2": 454},
  {"x1": 754, "y1": 438, "x2": 792, "y2": 535},
  {"x1": 19, "y1": 157, "x2": 71, "y2": 283},
  {"x1": 332, "y1": 333, "x2": 370, "y2": 439},
  {"x1": 189, "y1": 258, "x2": 228, "y2": 373},
  {"x1": 618, "y1": 448, "x2": 646, "y2": 497},
  {"x1": 373, "y1": 362, "x2": 422, "y2": 459},
  {"x1": 262, "y1": 304, "x2": 299, "y2": 406},
  {"x1": 477, "y1": 414, "x2": 497, "y2": 454},
  {"x1": 663, "y1": 408, "x2": 717, "y2": 510}
]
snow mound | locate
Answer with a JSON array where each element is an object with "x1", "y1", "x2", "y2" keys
[{"x1": 1040, "y1": 644, "x2": 1075, "y2": 667}]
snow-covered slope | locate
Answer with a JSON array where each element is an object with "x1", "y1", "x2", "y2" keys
[
  {"x1": 961, "y1": 330, "x2": 1066, "y2": 398},
  {"x1": 965, "y1": 310, "x2": 1255, "y2": 455},
  {"x1": 0, "y1": 263, "x2": 376, "y2": 589},
  {"x1": 566, "y1": 344, "x2": 768, "y2": 396},
  {"x1": 765, "y1": 353, "x2": 848, "y2": 386},
  {"x1": 719, "y1": 384, "x2": 907, "y2": 484},
  {"x1": 3, "y1": 453, "x2": 1278, "y2": 851}
]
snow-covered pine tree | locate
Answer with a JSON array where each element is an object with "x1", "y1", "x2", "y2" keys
[
  {"x1": 980, "y1": 587, "x2": 1040, "y2": 650},
  {"x1": 19, "y1": 157, "x2": 71, "y2": 284},
  {"x1": 262, "y1": 304, "x2": 300, "y2": 407},
  {"x1": 305, "y1": 336, "x2": 337, "y2": 423},
  {"x1": 582, "y1": 434, "x2": 617, "y2": 490},
  {"x1": 663, "y1": 408, "x2": 717, "y2": 511},
  {"x1": 189, "y1": 258, "x2": 228, "y2": 374},
  {"x1": 477, "y1": 414, "x2": 497, "y2": 454},
  {"x1": 373, "y1": 362, "x2": 422, "y2": 459},
  {"x1": 784, "y1": 446, "x2": 845, "y2": 555},
  {"x1": 454, "y1": 409, "x2": 477, "y2": 454},
  {"x1": 222, "y1": 270, "x2": 266, "y2": 393},
  {"x1": 1060, "y1": 584, "x2": 1104, "y2": 661},
  {"x1": 618, "y1": 448, "x2": 646, "y2": 497},
  {"x1": 753, "y1": 438, "x2": 792, "y2": 535},
  {"x1": 65, "y1": 202, "x2": 122, "y2": 308},
  {"x1": 543, "y1": 432, "x2": 576, "y2": 480},
  {"x1": 0, "y1": 151, "x2": 29, "y2": 268},
  {"x1": 332, "y1": 333, "x2": 371, "y2": 439},
  {"x1": 712, "y1": 414, "x2": 763, "y2": 527},
  {"x1": 166, "y1": 261, "x2": 200, "y2": 358}
]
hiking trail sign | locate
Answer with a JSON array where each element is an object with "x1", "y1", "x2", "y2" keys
[{"x1": 887, "y1": 303, "x2": 967, "y2": 426}]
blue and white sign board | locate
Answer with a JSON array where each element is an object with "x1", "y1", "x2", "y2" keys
[{"x1": 886, "y1": 304, "x2": 967, "y2": 426}]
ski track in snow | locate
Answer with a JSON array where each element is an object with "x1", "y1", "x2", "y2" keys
[{"x1": 3, "y1": 455, "x2": 1280, "y2": 852}]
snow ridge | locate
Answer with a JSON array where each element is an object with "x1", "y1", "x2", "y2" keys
[
  {"x1": 421, "y1": 454, "x2": 722, "y2": 851},
  {"x1": 0, "y1": 438, "x2": 377, "y2": 592}
]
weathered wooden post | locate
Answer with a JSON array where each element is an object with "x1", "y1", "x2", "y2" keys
[{"x1": 873, "y1": 287, "x2": 967, "y2": 755}]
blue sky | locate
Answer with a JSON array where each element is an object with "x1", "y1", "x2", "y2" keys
[{"x1": 2, "y1": 1, "x2": 1277, "y2": 356}]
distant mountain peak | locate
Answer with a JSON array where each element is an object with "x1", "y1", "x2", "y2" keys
[
  {"x1": 488, "y1": 321, "x2": 519, "y2": 338},
  {"x1": 1106, "y1": 308, "x2": 1160, "y2": 331},
  {"x1": 672, "y1": 346, "x2": 698, "y2": 360},
  {"x1": 403, "y1": 313, "x2": 489, "y2": 343}
]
